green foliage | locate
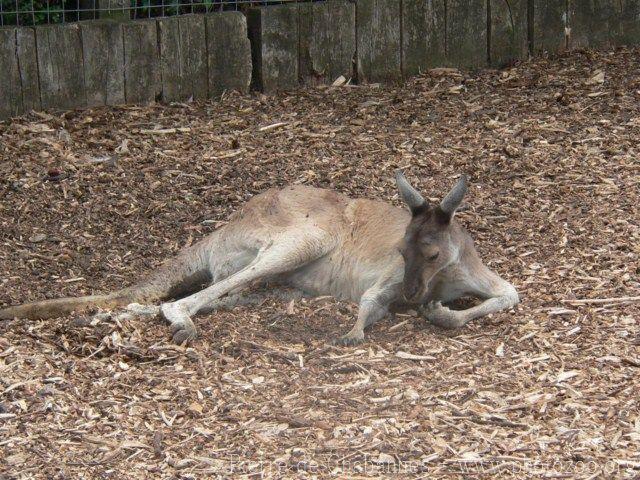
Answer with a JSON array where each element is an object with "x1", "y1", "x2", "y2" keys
[
  {"x1": 0, "y1": 0, "x2": 269, "y2": 25},
  {"x1": 0, "y1": 0, "x2": 63, "y2": 25},
  {"x1": 130, "y1": 0, "x2": 226, "y2": 19}
]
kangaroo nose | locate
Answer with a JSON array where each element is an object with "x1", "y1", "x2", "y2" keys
[{"x1": 404, "y1": 282, "x2": 421, "y2": 302}]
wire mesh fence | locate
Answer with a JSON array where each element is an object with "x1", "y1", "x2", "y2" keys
[{"x1": 0, "y1": 0, "x2": 306, "y2": 26}]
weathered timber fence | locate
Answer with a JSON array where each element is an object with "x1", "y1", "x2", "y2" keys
[
  {"x1": 1, "y1": 0, "x2": 640, "y2": 120},
  {"x1": 0, "y1": 11, "x2": 251, "y2": 119}
]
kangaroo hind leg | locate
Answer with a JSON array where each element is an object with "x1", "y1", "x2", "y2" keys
[
  {"x1": 161, "y1": 230, "x2": 332, "y2": 344},
  {"x1": 198, "y1": 287, "x2": 305, "y2": 314}
]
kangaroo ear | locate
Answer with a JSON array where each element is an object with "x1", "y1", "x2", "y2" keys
[
  {"x1": 437, "y1": 175, "x2": 468, "y2": 222},
  {"x1": 395, "y1": 170, "x2": 427, "y2": 215}
]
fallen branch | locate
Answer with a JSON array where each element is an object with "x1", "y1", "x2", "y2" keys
[
  {"x1": 395, "y1": 351, "x2": 436, "y2": 361},
  {"x1": 258, "y1": 122, "x2": 288, "y2": 132},
  {"x1": 139, "y1": 127, "x2": 191, "y2": 135},
  {"x1": 562, "y1": 296, "x2": 640, "y2": 305}
]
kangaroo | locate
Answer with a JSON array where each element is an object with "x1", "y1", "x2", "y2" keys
[{"x1": 0, "y1": 172, "x2": 519, "y2": 345}]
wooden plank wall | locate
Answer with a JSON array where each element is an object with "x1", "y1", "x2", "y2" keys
[{"x1": 1, "y1": 1, "x2": 640, "y2": 120}]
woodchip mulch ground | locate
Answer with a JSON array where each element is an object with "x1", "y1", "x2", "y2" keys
[{"x1": 0, "y1": 47, "x2": 639, "y2": 479}]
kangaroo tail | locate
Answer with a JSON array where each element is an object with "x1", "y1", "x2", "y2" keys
[
  {"x1": 0, "y1": 294, "x2": 123, "y2": 320},
  {"x1": 0, "y1": 236, "x2": 215, "y2": 321}
]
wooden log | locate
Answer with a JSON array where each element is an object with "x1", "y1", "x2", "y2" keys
[
  {"x1": 248, "y1": 4, "x2": 299, "y2": 93},
  {"x1": 568, "y1": 0, "x2": 620, "y2": 49},
  {"x1": 298, "y1": 0, "x2": 356, "y2": 85},
  {"x1": 402, "y1": 0, "x2": 446, "y2": 77},
  {"x1": 489, "y1": 0, "x2": 528, "y2": 67},
  {"x1": 16, "y1": 28, "x2": 41, "y2": 113},
  {"x1": 532, "y1": 0, "x2": 568, "y2": 54},
  {"x1": 615, "y1": 0, "x2": 640, "y2": 45},
  {"x1": 356, "y1": 0, "x2": 402, "y2": 83},
  {"x1": 36, "y1": 23, "x2": 86, "y2": 110},
  {"x1": 80, "y1": 20, "x2": 125, "y2": 107},
  {"x1": 205, "y1": 11, "x2": 253, "y2": 97},
  {"x1": 446, "y1": 0, "x2": 487, "y2": 69},
  {"x1": 122, "y1": 20, "x2": 160, "y2": 104},
  {"x1": 158, "y1": 15, "x2": 208, "y2": 102},
  {"x1": 0, "y1": 28, "x2": 23, "y2": 119}
]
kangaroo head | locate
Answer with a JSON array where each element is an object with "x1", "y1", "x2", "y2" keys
[{"x1": 395, "y1": 171, "x2": 468, "y2": 303}]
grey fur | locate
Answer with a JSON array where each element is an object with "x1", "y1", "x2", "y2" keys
[
  {"x1": 395, "y1": 170, "x2": 426, "y2": 211},
  {"x1": 439, "y1": 175, "x2": 468, "y2": 217}
]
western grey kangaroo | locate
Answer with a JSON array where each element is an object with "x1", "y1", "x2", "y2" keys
[{"x1": 0, "y1": 172, "x2": 519, "y2": 345}]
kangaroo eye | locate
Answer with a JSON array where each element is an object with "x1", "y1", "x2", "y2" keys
[{"x1": 428, "y1": 252, "x2": 439, "y2": 261}]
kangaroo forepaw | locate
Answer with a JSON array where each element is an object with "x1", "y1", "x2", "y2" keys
[
  {"x1": 332, "y1": 330, "x2": 365, "y2": 347},
  {"x1": 421, "y1": 301, "x2": 467, "y2": 329},
  {"x1": 161, "y1": 303, "x2": 198, "y2": 345}
]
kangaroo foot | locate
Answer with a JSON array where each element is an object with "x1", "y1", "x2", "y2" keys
[
  {"x1": 125, "y1": 303, "x2": 160, "y2": 317},
  {"x1": 160, "y1": 302, "x2": 197, "y2": 345}
]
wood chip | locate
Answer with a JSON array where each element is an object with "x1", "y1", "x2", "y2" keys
[
  {"x1": 258, "y1": 122, "x2": 288, "y2": 132},
  {"x1": 1, "y1": 47, "x2": 638, "y2": 478},
  {"x1": 396, "y1": 351, "x2": 437, "y2": 361}
]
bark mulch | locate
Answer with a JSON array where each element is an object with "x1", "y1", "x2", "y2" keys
[{"x1": 0, "y1": 47, "x2": 638, "y2": 479}]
